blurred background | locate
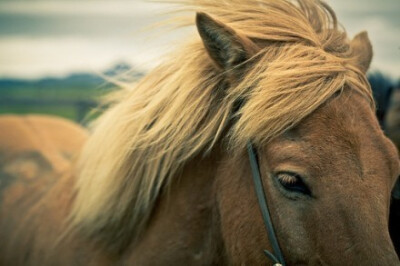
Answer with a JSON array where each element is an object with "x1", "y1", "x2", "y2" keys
[{"x1": 0, "y1": 0, "x2": 399, "y2": 123}]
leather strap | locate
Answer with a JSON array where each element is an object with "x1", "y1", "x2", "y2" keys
[{"x1": 247, "y1": 142, "x2": 286, "y2": 266}]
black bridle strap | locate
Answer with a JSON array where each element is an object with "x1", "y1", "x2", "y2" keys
[{"x1": 247, "y1": 143, "x2": 286, "y2": 266}]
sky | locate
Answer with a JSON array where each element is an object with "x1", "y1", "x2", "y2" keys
[{"x1": 0, "y1": 0, "x2": 399, "y2": 79}]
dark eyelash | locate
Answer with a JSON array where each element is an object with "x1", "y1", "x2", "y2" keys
[{"x1": 276, "y1": 172, "x2": 311, "y2": 195}]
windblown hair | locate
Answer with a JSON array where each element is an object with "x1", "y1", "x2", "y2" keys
[{"x1": 71, "y1": 0, "x2": 373, "y2": 251}]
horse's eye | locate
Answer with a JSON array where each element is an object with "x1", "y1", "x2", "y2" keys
[{"x1": 275, "y1": 172, "x2": 311, "y2": 195}]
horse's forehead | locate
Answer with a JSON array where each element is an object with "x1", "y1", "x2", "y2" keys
[
  {"x1": 270, "y1": 90, "x2": 398, "y2": 178},
  {"x1": 299, "y1": 91, "x2": 379, "y2": 145}
]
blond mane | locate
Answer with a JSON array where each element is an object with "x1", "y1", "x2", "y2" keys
[{"x1": 71, "y1": 0, "x2": 373, "y2": 251}]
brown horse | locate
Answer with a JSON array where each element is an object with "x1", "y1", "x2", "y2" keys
[{"x1": 1, "y1": 0, "x2": 399, "y2": 265}]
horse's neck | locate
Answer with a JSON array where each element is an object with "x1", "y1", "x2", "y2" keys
[{"x1": 124, "y1": 149, "x2": 227, "y2": 265}]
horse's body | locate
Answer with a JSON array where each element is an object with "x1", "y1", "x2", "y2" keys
[
  {"x1": 0, "y1": 115, "x2": 84, "y2": 264},
  {"x1": 1, "y1": 0, "x2": 400, "y2": 265},
  {"x1": 0, "y1": 115, "x2": 87, "y2": 216}
]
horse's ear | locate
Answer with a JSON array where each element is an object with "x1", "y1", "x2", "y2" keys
[
  {"x1": 196, "y1": 12, "x2": 258, "y2": 71},
  {"x1": 350, "y1": 31, "x2": 373, "y2": 73}
]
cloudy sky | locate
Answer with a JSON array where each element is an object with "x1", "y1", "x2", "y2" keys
[{"x1": 0, "y1": 0, "x2": 399, "y2": 79}]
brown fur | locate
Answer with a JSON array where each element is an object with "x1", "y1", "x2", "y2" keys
[
  {"x1": 217, "y1": 90, "x2": 399, "y2": 265},
  {"x1": 0, "y1": 115, "x2": 89, "y2": 265},
  {"x1": 0, "y1": 0, "x2": 399, "y2": 265}
]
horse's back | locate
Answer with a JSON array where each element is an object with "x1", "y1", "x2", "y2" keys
[
  {"x1": 0, "y1": 115, "x2": 88, "y2": 265},
  {"x1": 0, "y1": 114, "x2": 87, "y2": 167}
]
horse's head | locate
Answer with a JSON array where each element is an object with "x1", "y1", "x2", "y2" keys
[
  {"x1": 71, "y1": 1, "x2": 400, "y2": 264},
  {"x1": 196, "y1": 11, "x2": 400, "y2": 265}
]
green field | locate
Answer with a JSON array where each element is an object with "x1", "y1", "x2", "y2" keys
[{"x1": 0, "y1": 75, "x2": 115, "y2": 123}]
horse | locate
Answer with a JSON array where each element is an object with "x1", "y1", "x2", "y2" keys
[{"x1": 1, "y1": 0, "x2": 399, "y2": 265}]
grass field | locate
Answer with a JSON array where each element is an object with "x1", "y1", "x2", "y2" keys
[{"x1": 0, "y1": 74, "x2": 115, "y2": 123}]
